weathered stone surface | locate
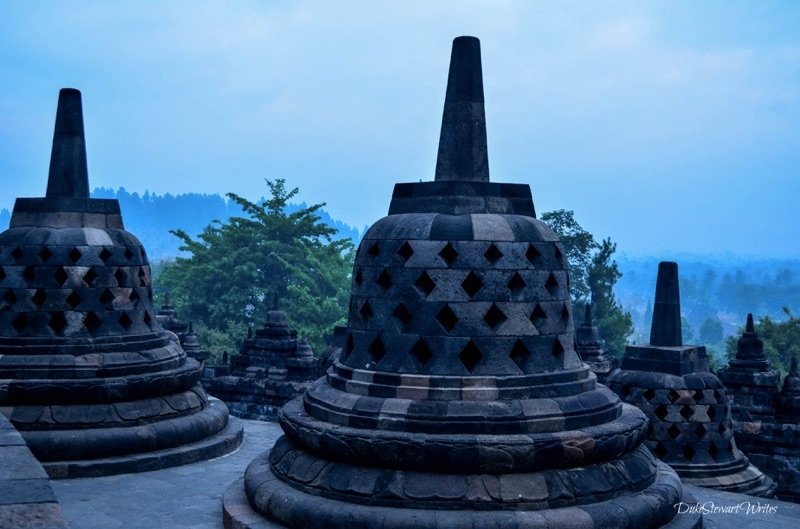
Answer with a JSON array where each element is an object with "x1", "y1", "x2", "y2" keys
[
  {"x1": 0, "y1": 88, "x2": 241, "y2": 477},
  {"x1": 607, "y1": 263, "x2": 774, "y2": 497},
  {"x1": 576, "y1": 303, "x2": 612, "y2": 383},
  {"x1": 232, "y1": 37, "x2": 700, "y2": 529}
]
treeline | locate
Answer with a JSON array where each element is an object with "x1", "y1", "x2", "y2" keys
[{"x1": 1, "y1": 188, "x2": 361, "y2": 261}]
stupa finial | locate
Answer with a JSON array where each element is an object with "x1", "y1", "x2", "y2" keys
[
  {"x1": 746, "y1": 313, "x2": 755, "y2": 334},
  {"x1": 434, "y1": 36, "x2": 489, "y2": 182},
  {"x1": 46, "y1": 88, "x2": 89, "y2": 199},
  {"x1": 650, "y1": 261, "x2": 682, "y2": 347},
  {"x1": 584, "y1": 303, "x2": 593, "y2": 325}
]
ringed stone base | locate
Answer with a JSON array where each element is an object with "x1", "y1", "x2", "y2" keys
[
  {"x1": 225, "y1": 450, "x2": 702, "y2": 529},
  {"x1": 39, "y1": 399, "x2": 243, "y2": 478}
]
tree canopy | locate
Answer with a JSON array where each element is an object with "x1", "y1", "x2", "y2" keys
[
  {"x1": 155, "y1": 179, "x2": 354, "y2": 356},
  {"x1": 540, "y1": 210, "x2": 633, "y2": 359}
]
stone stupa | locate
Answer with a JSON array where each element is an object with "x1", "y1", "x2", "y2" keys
[
  {"x1": 0, "y1": 88, "x2": 242, "y2": 477},
  {"x1": 223, "y1": 37, "x2": 701, "y2": 529},
  {"x1": 606, "y1": 262, "x2": 774, "y2": 496},
  {"x1": 575, "y1": 303, "x2": 612, "y2": 383}
]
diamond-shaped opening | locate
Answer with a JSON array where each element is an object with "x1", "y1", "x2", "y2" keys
[
  {"x1": 114, "y1": 268, "x2": 127, "y2": 286},
  {"x1": 342, "y1": 334, "x2": 355, "y2": 361},
  {"x1": 367, "y1": 336, "x2": 386, "y2": 363},
  {"x1": 143, "y1": 311, "x2": 153, "y2": 329},
  {"x1": 66, "y1": 291, "x2": 81, "y2": 309},
  {"x1": 695, "y1": 424, "x2": 707, "y2": 439},
  {"x1": 11, "y1": 313, "x2": 28, "y2": 333},
  {"x1": 526, "y1": 244, "x2": 541, "y2": 265},
  {"x1": 48, "y1": 311, "x2": 67, "y2": 335},
  {"x1": 83, "y1": 268, "x2": 98, "y2": 286},
  {"x1": 510, "y1": 339, "x2": 530, "y2": 369},
  {"x1": 99, "y1": 288, "x2": 115, "y2": 307},
  {"x1": 682, "y1": 444, "x2": 695, "y2": 462},
  {"x1": 31, "y1": 289, "x2": 47, "y2": 307},
  {"x1": 708, "y1": 443, "x2": 719, "y2": 460},
  {"x1": 359, "y1": 300, "x2": 373, "y2": 321},
  {"x1": 551, "y1": 337, "x2": 565, "y2": 358},
  {"x1": 84, "y1": 311, "x2": 101, "y2": 333},
  {"x1": 554, "y1": 245, "x2": 563, "y2": 262},
  {"x1": 530, "y1": 303, "x2": 547, "y2": 327},
  {"x1": 561, "y1": 303, "x2": 570, "y2": 322},
  {"x1": 680, "y1": 405, "x2": 693, "y2": 420},
  {"x1": 707, "y1": 405, "x2": 716, "y2": 421},
  {"x1": 717, "y1": 422, "x2": 726, "y2": 434},
  {"x1": 118, "y1": 312, "x2": 133, "y2": 330},
  {"x1": 392, "y1": 303, "x2": 413, "y2": 326},
  {"x1": 3, "y1": 290, "x2": 17, "y2": 305},
  {"x1": 68, "y1": 248, "x2": 82, "y2": 263},
  {"x1": 38, "y1": 247, "x2": 52, "y2": 262},
  {"x1": 507, "y1": 272, "x2": 526, "y2": 293},
  {"x1": 397, "y1": 242, "x2": 414, "y2": 262},
  {"x1": 653, "y1": 442, "x2": 668, "y2": 459},
  {"x1": 654, "y1": 404, "x2": 668, "y2": 421},
  {"x1": 459, "y1": 340, "x2": 483, "y2": 372},
  {"x1": 667, "y1": 424, "x2": 681, "y2": 440},
  {"x1": 99, "y1": 248, "x2": 112, "y2": 263},
  {"x1": 53, "y1": 266, "x2": 69, "y2": 286},
  {"x1": 436, "y1": 304, "x2": 459, "y2": 332},
  {"x1": 22, "y1": 266, "x2": 36, "y2": 285},
  {"x1": 545, "y1": 273, "x2": 559, "y2": 295},
  {"x1": 376, "y1": 269, "x2": 393, "y2": 291},
  {"x1": 0, "y1": 267, "x2": 4, "y2": 281},
  {"x1": 643, "y1": 388, "x2": 656, "y2": 401},
  {"x1": 409, "y1": 338, "x2": 433, "y2": 366},
  {"x1": 414, "y1": 271, "x2": 436, "y2": 298},
  {"x1": 483, "y1": 303, "x2": 507, "y2": 330},
  {"x1": 668, "y1": 390, "x2": 679, "y2": 403},
  {"x1": 10, "y1": 247, "x2": 23, "y2": 262},
  {"x1": 124, "y1": 247, "x2": 134, "y2": 261},
  {"x1": 484, "y1": 243, "x2": 503, "y2": 264},
  {"x1": 354, "y1": 268, "x2": 363, "y2": 286},
  {"x1": 691, "y1": 390, "x2": 702, "y2": 404},
  {"x1": 367, "y1": 242, "x2": 380, "y2": 257},
  {"x1": 129, "y1": 289, "x2": 140, "y2": 306},
  {"x1": 461, "y1": 271, "x2": 483, "y2": 298},
  {"x1": 138, "y1": 267, "x2": 147, "y2": 286},
  {"x1": 439, "y1": 243, "x2": 459, "y2": 267}
]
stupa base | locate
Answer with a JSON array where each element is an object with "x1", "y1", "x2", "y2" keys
[
  {"x1": 223, "y1": 450, "x2": 702, "y2": 529},
  {"x1": 33, "y1": 399, "x2": 243, "y2": 478}
]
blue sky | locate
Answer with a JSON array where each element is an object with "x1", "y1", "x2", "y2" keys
[{"x1": 1, "y1": 1, "x2": 798, "y2": 257}]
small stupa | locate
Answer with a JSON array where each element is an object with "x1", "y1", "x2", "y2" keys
[
  {"x1": 606, "y1": 262, "x2": 774, "y2": 496},
  {"x1": 575, "y1": 303, "x2": 612, "y2": 383}
]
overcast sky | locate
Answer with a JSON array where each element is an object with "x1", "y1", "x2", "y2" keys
[{"x1": 1, "y1": 1, "x2": 798, "y2": 258}]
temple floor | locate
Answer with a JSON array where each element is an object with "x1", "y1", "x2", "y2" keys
[{"x1": 46, "y1": 419, "x2": 800, "y2": 529}]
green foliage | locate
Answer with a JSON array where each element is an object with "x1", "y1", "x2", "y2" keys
[
  {"x1": 681, "y1": 316, "x2": 695, "y2": 344},
  {"x1": 699, "y1": 317, "x2": 724, "y2": 345},
  {"x1": 725, "y1": 308, "x2": 800, "y2": 373},
  {"x1": 541, "y1": 210, "x2": 633, "y2": 359},
  {"x1": 155, "y1": 179, "x2": 354, "y2": 353}
]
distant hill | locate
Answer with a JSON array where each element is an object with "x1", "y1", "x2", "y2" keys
[{"x1": 0, "y1": 188, "x2": 361, "y2": 261}]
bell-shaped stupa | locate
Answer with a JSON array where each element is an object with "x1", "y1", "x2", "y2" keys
[
  {"x1": 0, "y1": 89, "x2": 242, "y2": 477},
  {"x1": 576, "y1": 303, "x2": 612, "y2": 383},
  {"x1": 607, "y1": 262, "x2": 774, "y2": 496},
  {"x1": 224, "y1": 37, "x2": 700, "y2": 529}
]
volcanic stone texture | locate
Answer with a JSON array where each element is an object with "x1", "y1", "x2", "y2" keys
[
  {"x1": 206, "y1": 310, "x2": 317, "y2": 421},
  {"x1": 607, "y1": 263, "x2": 774, "y2": 497},
  {"x1": 0, "y1": 88, "x2": 242, "y2": 478},
  {"x1": 229, "y1": 37, "x2": 701, "y2": 529}
]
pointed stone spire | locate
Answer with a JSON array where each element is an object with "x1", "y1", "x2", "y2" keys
[
  {"x1": 736, "y1": 313, "x2": 766, "y2": 362},
  {"x1": 650, "y1": 261, "x2": 683, "y2": 346},
  {"x1": 434, "y1": 36, "x2": 489, "y2": 182},
  {"x1": 47, "y1": 88, "x2": 89, "y2": 199},
  {"x1": 746, "y1": 313, "x2": 755, "y2": 333},
  {"x1": 584, "y1": 302, "x2": 594, "y2": 326}
]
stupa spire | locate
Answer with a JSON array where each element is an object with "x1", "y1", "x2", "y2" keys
[
  {"x1": 650, "y1": 261, "x2": 683, "y2": 346},
  {"x1": 46, "y1": 88, "x2": 89, "y2": 199},
  {"x1": 434, "y1": 36, "x2": 489, "y2": 182}
]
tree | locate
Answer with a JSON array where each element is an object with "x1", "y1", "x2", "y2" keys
[
  {"x1": 699, "y1": 317, "x2": 724, "y2": 345},
  {"x1": 725, "y1": 307, "x2": 800, "y2": 373},
  {"x1": 541, "y1": 210, "x2": 633, "y2": 359},
  {"x1": 155, "y1": 179, "x2": 354, "y2": 357}
]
